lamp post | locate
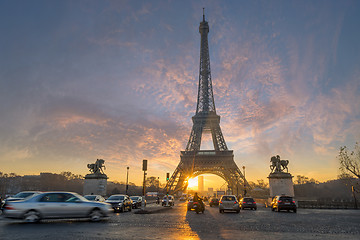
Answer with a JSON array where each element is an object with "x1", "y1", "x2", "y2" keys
[
  {"x1": 243, "y1": 166, "x2": 246, "y2": 197},
  {"x1": 142, "y1": 160, "x2": 147, "y2": 210},
  {"x1": 157, "y1": 177, "x2": 160, "y2": 194},
  {"x1": 126, "y1": 167, "x2": 129, "y2": 195}
]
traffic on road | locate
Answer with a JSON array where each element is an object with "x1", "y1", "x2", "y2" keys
[{"x1": 1, "y1": 192, "x2": 359, "y2": 240}]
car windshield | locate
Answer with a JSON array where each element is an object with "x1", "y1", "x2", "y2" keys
[
  {"x1": 279, "y1": 197, "x2": 293, "y2": 201},
  {"x1": 84, "y1": 196, "x2": 97, "y2": 200},
  {"x1": 108, "y1": 195, "x2": 124, "y2": 200},
  {"x1": 12, "y1": 192, "x2": 35, "y2": 198},
  {"x1": 130, "y1": 197, "x2": 140, "y2": 200},
  {"x1": 244, "y1": 198, "x2": 254, "y2": 202}
]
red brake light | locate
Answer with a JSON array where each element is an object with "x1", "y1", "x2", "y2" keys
[
  {"x1": 5, "y1": 205, "x2": 15, "y2": 210},
  {"x1": 278, "y1": 200, "x2": 282, "y2": 203},
  {"x1": 292, "y1": 201, "x2": 295, "y2": 203},
  {"x1": 254, "y1": 202, "x2": 256, "y2": 204},
  {"x1": 234, "y1": 201, "x2": 237, "y2": 204},
  {"x1": 243, "y1": 201, "x2": 246, "y2": 204},
  {"x1": 219, "y1": 201, "x2": 222, "y2": 204}
]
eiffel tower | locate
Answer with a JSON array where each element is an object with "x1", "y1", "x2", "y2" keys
[{"x1": 166, "y1": 11, "x2": 248, "y2": 196}]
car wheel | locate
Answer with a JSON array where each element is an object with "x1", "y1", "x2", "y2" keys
[
  {"x1": 277, "y1": 207, "x2": 280, "y2": 212},
  {"x1": 89, "y1": 209, "x2": 102, "y2": 222},
  {"x1": 236, "y1": 210, "x2": 240, "y2": 214},
  {"x1": 219, "y1": 209, "x2": 223, "y2": 213},
  {"x1": 128, "y1": 206, "x2": 132, "y2": 212},
  {"x1": 241, "y1": 207, "x2": 244, "y2": 210},
  {"x1": 254, "y1": 207, "x2": 257, "y2": 211},
  {"x1": 120, "y1": 206, "x2": 125, "y2": 213},
  {"x1": 24, "y1": 210, "x2": 41, "y2": 223},
  {"x1": 293, "y1": 209, "x2": 297, "y2": 213}
]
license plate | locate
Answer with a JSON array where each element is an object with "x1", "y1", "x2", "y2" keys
[
  {"x1": 247, "y1": 202, "x2": 252, "y2": 204},
  {"x1": 285, "y1": 202, "x2": 290, "y2": 205}
]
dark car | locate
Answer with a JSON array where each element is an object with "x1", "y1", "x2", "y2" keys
[
  {"x1": 105, "y1": 194, "x2": 132, "y2": 212},
  {"x1": 271, "y1": 195, "x2": 297, "y2": 213},
  {"x1": 239, "y1": 197, "x2": 257, "y2": 210},
  {"x1": 209, "y1": 197, "x2": 219, "y2": 207},
  {"x1": 130, "y1": 196, "x2": 146, "y2": 209}
]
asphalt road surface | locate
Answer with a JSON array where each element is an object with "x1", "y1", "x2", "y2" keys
[{"x1": 1, "y1": 202, "x2": 359, "y2": 240}]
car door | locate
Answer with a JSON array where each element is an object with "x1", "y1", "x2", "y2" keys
[
  {"x1": 61, "y1": 193, "x2": 89, "y2": 218},
  {"x1": 37, "y1": 193, "x2": 68, "y2": 218}
]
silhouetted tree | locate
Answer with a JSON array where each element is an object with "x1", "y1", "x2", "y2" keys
[{"x1": 338, "y1": 142, "x2": 360, "y2": 179}]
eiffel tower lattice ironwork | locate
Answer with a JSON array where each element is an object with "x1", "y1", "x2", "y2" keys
[{"x1": 166, "y1": 11, "x2": 248, "y2": 196}]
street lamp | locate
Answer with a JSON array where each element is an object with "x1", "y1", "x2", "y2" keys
[
  {"x1": 243, "y1": 166, "x2": 246, "y2": 197},
  {"x1": 157, "y1": 177, "x2": 160, "y2": 194},
  {"x1": 126, "y1": 167, "x2": 129, "y2": 195}
]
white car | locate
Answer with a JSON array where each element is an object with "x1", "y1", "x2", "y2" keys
[
  {"x1": 219, "y1": 195, "x2": 240, "y2": 213},
  {"x1": 2, "y1": 191, "x2": 113, "y2": 222},
  {"x1": 84, "y1": 195, "x2": 106, "y2": 202},
  {"x1": 161, "y1": 195, "x2": 174, "y2": 206}
]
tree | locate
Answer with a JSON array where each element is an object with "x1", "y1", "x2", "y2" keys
[
  {"x1": 295, "y1": 175, "x2": 319, "y2": 185},
  {"x1": 146, "y1": 176, "x2": 160, "y2": 192},
  {"x1": 338, "y1": 142, "x2": 360, "y2": 179}
]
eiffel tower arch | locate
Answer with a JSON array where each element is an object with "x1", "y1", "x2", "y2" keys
[{"x1": 166, "y1": 11, "x2": 249, "y2": 196}]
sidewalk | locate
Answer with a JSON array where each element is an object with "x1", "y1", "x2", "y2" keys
[{"x1": 134, "y1": 202, "x2": 173, "y2": 214}]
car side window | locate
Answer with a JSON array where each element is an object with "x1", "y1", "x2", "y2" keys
[
  {"x1": 65, "y1": 194, "x2": 80, "y2": 202},
  {"x1": 39, "y1": 193, "x2": 67, "y2": 202}
]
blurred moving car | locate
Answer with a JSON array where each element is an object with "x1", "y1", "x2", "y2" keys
[
  {"x1": 105, "y1": 194, "x2": 132, "y2": 212},
  {"x1": 130, "y1": 196, "x2": 146, "y2": 209},
  {"x1": 2, "y1": 191, "x2": 112, "y2": 222},
  {"x1": 84, "y1": 195, "x2": 105, "y2": 202},
  {"x1": 209, "y1": 197, "x2": 219, "y2": 207},
  {"x1": 219, "y1": 195, "x2": 240, "y2": 213},
  {"x1": 239, "y1": 197, "x2": 257, "y2": 210},
  {"x1": 161, "y1": 195, "x2": 174, "y2": 206},
  {"x1": 271, "y1": 195, "x2": 297, "y2": 213}
]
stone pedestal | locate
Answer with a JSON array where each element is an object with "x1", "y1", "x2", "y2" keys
[
  {"x1": 83, "y1": 174, "x2": 108, "y2": 196},
  {"x1": 268, "y1": 172, "x2": 294, "y2": 198}
]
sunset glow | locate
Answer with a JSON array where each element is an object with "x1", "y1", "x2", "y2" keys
[
  {"x1": 0, "y1": 1, "x2": 359, "y2": 186},
  {"x1": 187, "y1": 177, "x2": 198, "y2": 190}
]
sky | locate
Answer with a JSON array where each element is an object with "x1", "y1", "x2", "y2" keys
[{"x1": 1, "y1": 0, "x2": 359, "y2": 188}]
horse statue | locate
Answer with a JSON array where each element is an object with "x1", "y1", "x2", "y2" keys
[
  {"x1": 87, "y1": 159, "x2": 106, "y2": 175},
  {"x1": 270, "y1": 155, "x2": 289, "y2": 173}
]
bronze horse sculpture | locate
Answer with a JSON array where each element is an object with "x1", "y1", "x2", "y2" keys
[
  {"x1": 270, "y1": 155, "x2": 289, "y2": 173},
  {"x1": 87, "y1": 159, "x2": 106, "y2": 175}
]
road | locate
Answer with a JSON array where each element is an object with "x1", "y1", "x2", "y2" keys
[{"x1": 0, "y1": 201, "x2": 359, "y2": 239}]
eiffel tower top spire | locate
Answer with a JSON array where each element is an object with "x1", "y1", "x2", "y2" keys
[
  {"x1": 196, "y1": 9, "x2": 216, "y2": 115},
  {"x1": 185, "y1": 12, "x2": 227, "y2": 152}
]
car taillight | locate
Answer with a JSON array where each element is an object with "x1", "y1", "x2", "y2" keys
[
  {"x1": 278, "y1": 200, "x2": 282, "y2": 203},
  {"x1": 292, "y1": 201, "x2": 295, "y2": 203},
  {"x1": 243, "y1": 201, "x2": 246, "y2": 204},
  {"x1": 234, "y1": 201, "x2": 237, "y2": 204},
  {"x1": 219, "y1": 201, "x2": 222, "y2": 204},
  {"x1": 5, "y1": 205, "x2": 15, "y2": 210},
  {"x1": 253, "y1": 202, "x2": 256, "y2": 204}
]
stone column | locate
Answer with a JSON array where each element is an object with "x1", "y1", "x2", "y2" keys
[
  {"x1": 268, "y1": 172, "x2": 294, "y2": 198},
  {"x1": 83, "y1": 173, "x2": 108, "y2": 196}
]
